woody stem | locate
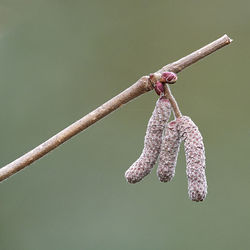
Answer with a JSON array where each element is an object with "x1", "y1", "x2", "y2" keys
[
  {"x1": 0, "y1": 34, "x2": 232, "y2": 182},
  {"x1": 164, "y1": 85, "x2": 182, "y2": 118}
]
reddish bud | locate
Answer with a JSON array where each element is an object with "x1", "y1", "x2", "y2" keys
[
  {"x1": 161, "y1": 72, "x2": 178, "y2": 84},
  {"x1": 154, "y1": 81, "x2": 164, "y2": 95}
]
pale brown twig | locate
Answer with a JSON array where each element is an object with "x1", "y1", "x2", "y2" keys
[{"x1": 0, "y1": 34, "x2": 232, "y2": 182}]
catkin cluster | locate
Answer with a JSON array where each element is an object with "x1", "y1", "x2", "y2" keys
[
  {"x1": 125, "y1": 72, "x2": 207, "y2": 202},
  {"x1": 125, "y1": 97, "x2": 171, "y2": 183},
  {"x1": 157, "y1": 116, "x2": 207, "y2": 201}
]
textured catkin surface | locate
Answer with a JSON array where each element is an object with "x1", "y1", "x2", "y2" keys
[
  {"x1": 178, "y1": 116, "x2": 207, "y2": 202},
  {"x1": 125, "y1": 97, "x2": 171, "y2": 183},
  {"x1": 157, "y1": 120, "x2": 181, "y2": 182}
]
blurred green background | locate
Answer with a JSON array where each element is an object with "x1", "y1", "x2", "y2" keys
[{"x1": 0, "y1": 0, "x2": 249, "y2": 249}]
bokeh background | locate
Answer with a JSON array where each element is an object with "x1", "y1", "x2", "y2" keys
[{"x1": 0, "y1": 0, "x2": 249, "y2": 249}]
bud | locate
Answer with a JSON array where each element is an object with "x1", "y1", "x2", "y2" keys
[
  {"x1": 154, "y1": 81, "x2": 164, "y2": 95},
  {"x1": 178, "y1": 116, "x2": 207, "y2": 202},
  {"x1": 125, "y1": 97, "x2": 171, "y2": 183},
  {"x1": 160, "y1": 72, "x2": 178, "y2": 84},
  {"x1": 157, "y1": 120, "x2": 181, "y2": 182}
]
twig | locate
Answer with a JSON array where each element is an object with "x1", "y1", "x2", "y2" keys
[{"x1": 0, "y1": 34, "x2": 232, "y2": 182}]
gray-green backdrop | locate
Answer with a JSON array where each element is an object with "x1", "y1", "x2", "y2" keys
[{"x1": 0, "y1": 0, "x2": 249, "y2": 249}]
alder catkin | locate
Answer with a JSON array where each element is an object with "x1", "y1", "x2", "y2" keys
[
  {"x1": 178, "y1": 116, "x2": 207, "y2": 202},
  {"x1": 125, "y1": 97, "x2": 171, "y2": 183},
  {"x1": 157, "y1": 120, "x2": 181, "y2": 182}
]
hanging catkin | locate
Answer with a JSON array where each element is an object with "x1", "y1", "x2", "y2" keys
[
  {"x1": 178, "y1": 116, "x2": 207, "y2": 202},
  {"x1": 157, "y1": 120, "x2": 181, "y2": 182},
  {"x1": 125, "y1": 97, "x2": 171, "y2": 183}
]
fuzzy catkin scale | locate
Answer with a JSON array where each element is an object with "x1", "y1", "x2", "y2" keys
[
  {"x1": 178, "y1": 116, "x2": 207, "y2": 202},
  {"x1": 125, "y1": 97, "x2": 171, "y2": 183},
  {"x1": 157, "y1": 120, "x2": 181, "y2": 182}
]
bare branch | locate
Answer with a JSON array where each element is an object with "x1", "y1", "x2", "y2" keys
[
  {"x1": 158, "y1": 34, "x2": 232, "y2": 74},
  {"x1": 0, "y1": 34, "x2": 232, "y2": 182}
]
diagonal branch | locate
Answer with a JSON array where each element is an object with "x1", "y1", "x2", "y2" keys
[{"x1": 0, "y1": 34, "x2": 232, "y2": 182}]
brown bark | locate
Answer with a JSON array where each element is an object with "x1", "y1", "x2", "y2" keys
[{"x1": 0, "y1": 34, "x2": 232, "y2": 182}]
